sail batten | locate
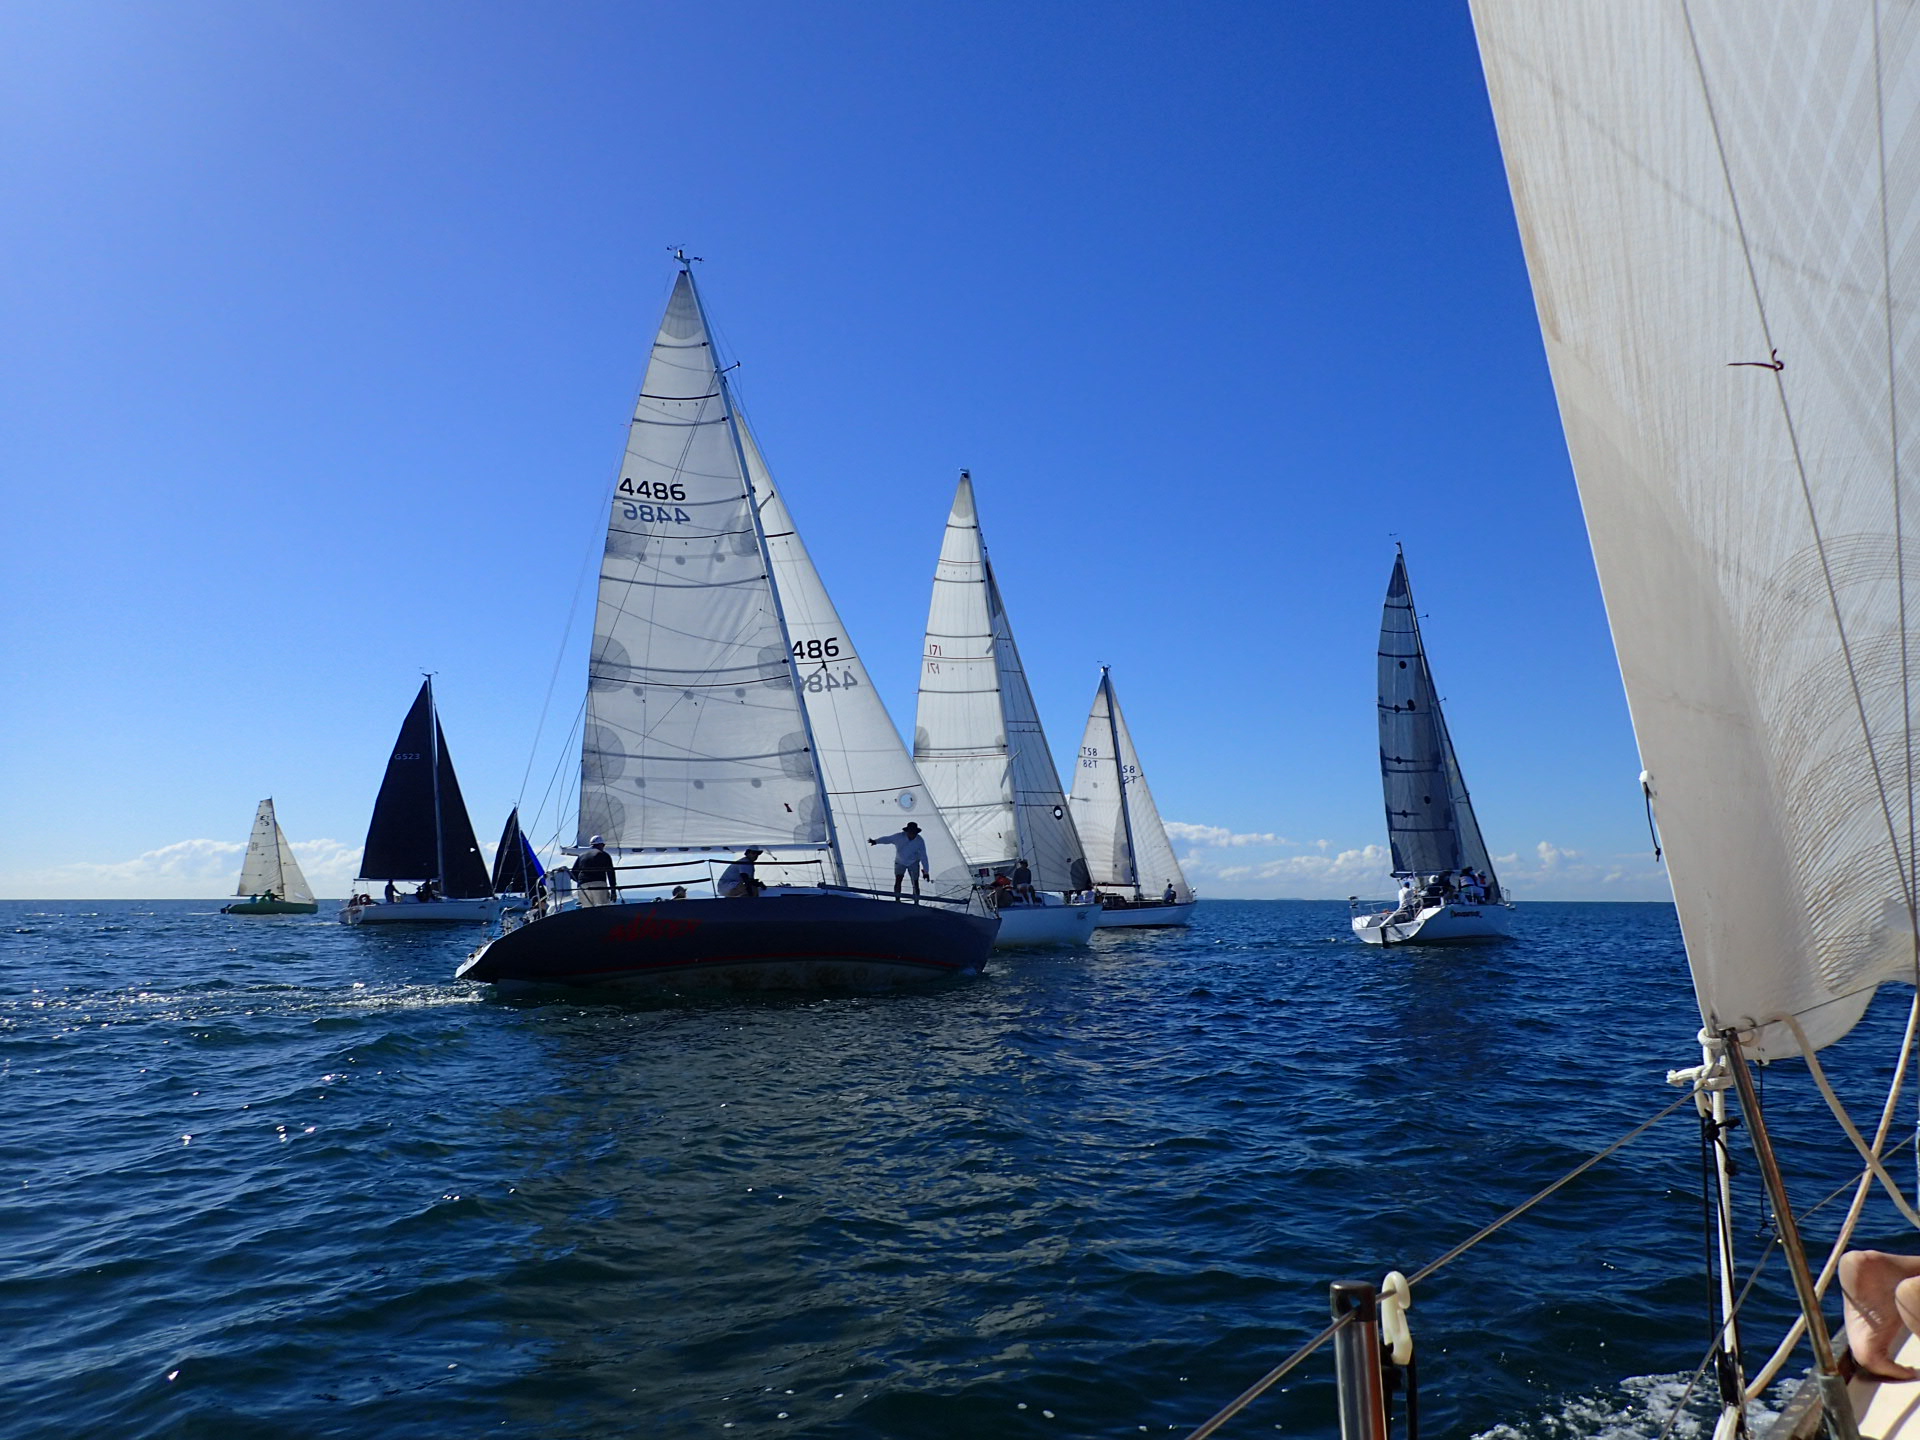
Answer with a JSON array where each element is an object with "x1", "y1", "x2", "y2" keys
[{"x1": 1471, "y1": 0, "x2": 1920, "y2": 1057}]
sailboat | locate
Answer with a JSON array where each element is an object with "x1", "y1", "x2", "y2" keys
[
  {"x1": 339, "y1": 678, "x2": 501, "y2": 925},
  {"x1": 1067, "y1": 667, "x2": 1196, "y2": 928},
  {"x1": 458, "y1": 263, "x2": 998, "y2": 993},
  {"x1": 220, "y1": 798, "x2": 318, "y2": 915},
  {"x1": 490, "y1": 807, "x2": 545, "y2": 903},
  {"x1": 1470, "y1": 2, "x2": 1920, "y2": 1434},
  {"x1": 1351, "y1": 549, "x2": 1512, "y2": 945},
  {"x1": 913, "y1": 472, "x2": 1100, "y2": 947}
]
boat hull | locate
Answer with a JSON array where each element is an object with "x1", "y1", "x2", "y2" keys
[
  {"x1": 457, "y1": 891, "x2": 998, "y2": 993},
  {"x1": 990, "y1": 898, "x2": 1100, "y2": 948},
  {"x1": 1352, "y1": 902, "x2": 1514, "y2": 946},
  {"x1": 221, "y1": 899, "x2": 319, "y2": 916},
  {"x1": 1093, "y1": 900, "x2": 1196, "y2": 929},
  {"x1": 341, "y1": 897, "x2": 505, "y2": 926}
]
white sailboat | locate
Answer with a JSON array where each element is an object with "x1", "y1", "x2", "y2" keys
[
  {"x1": 221, "y1": 798, "x2": 317, "y2": 915},
  {"x1": 1352, "y1": 549, "x2": 1512, "y2": 945},
  {"x1": 1067, "y1": 666, "x2": 1196, "y2": 928},
  {"x1": 1473, "y1": 2, "x2": 1920, "y2": 1433},
  {"x1": 459, "y1": 263, "x2": 997, "y2": 992},
  {"x1": 914, "y1": 472, "x2": 1099, "y2": 947}
]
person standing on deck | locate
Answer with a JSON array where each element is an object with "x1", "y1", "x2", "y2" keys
[
  {"x1": 574, "y1": 837, "x2": 618, "y2": 907},
  {"x1": 868, "y1": 822, "x2": 931, "y2": 902}
]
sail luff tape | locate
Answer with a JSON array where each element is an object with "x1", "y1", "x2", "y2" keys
[{"x1": 1379, "y1": 1270, "x2": 1413, "y2": 1366}]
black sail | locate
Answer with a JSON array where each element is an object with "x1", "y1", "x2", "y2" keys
[
  {"x1": 490, "y1": 808, "x2": 545, "y2": 896},
  {"x1": 359, "y1": 680, "x2": 494, "y2": 897},
  {"x1": 1375, "y1": 553, "x2": 1500, "y2": 897}
]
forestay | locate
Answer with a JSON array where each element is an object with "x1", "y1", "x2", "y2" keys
[
  {"x1": 1068, "y1": 669, "x2": 1191, "y2": 902},
  {"x1": 1376, "y1": 552, "x2": 1500, "y2": 897},
  {"x1": 1472, "y1": 1, "x2": 1920, "y2": 1056},
  {"x1": 237, "y1": 799, "x2": 314, "y2": 903},
  {"x1": 578, "y1": 270, "x2": 824, "y2": 857},
  {"x1": 914, "y1": 473, "x2": 1088, "y2": 892}
]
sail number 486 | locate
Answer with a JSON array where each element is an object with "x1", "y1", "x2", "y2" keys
[{"x1": 793, "y1": 638, "x2": 842, "y2": 660}]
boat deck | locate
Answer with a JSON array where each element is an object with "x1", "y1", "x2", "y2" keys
[{"x1": 1857, "y1": 1336, "x2": 1920, "y2": 1439}]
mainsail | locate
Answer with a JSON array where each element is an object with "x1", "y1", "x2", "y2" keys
[
  {"x1": 1472, "y1": 1, "x2": 1920, "y2": 1058},
  {"x1": 359, "y1": 679, "x2": 492, "y2": 898},
  {"x1": 1375, "y1": 551, "x2": 1500, "y2": 898},
  {"x1": 236, "y1": 798, "x2": 314, "y2": 903},
  {"x1": 577, "y1": 266, "x2": 973, "y2": 898},
  {"x1": 490, "y1": 807, "x2": 545, "y2": 896},
  {"x1": 914, "y1": 472, "x2": 1089, "y2": 891},
  {"x1": 1068, "y1": 668, "x2": 1190, "y2": 902}
]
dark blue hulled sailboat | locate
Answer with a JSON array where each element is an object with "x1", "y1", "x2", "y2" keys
[{"x1": 340, "y1": 678, "x2": 502, "y2": 925}]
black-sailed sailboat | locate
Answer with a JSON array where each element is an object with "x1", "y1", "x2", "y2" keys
[
  {"x1": 458, "y1": 262, "x2": 997, "y2": 993},
  {"x1": 340, "y1": 678, "x2": 501, "y2": 925},
  {"x1": 490, "y1": 807, "x2": 544, "y2": 902},
  {"x1": 1351, "y1": 549, "x2": 1512, "y2": 945}
]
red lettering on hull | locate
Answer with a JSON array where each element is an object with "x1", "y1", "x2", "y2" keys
[{"x1": 606, "y1": 909, "x2": 704, "y2": 942}]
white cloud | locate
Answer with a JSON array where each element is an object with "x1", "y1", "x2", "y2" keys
[
  {"x1": 1163, "y1": 822, "x2": 1296, "y2": 848},
  {"x1": 4, "y1": 837, "x2": 363, "y2": 900}
]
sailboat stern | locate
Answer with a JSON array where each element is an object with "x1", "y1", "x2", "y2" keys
[{"x1": 457, "y1": 891, "x2": 997, "y2": 993}]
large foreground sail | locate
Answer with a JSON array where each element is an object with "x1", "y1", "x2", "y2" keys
[{"x1": 1473, "y1": 1, "x2": 1920, "y2": 1058}]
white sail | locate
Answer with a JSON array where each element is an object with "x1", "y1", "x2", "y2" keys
[
  {"x1": 736, "y1": 419, "x2": 975, "y2": 898},
  {"x1": 1472, "y1": 1, "x2": 1920, "y2": 1057},
  {"x1": 912, "y1": 474, "x2": 1087, "y2": 891},
  {"x1": 236, "y1": 799, "x2": 314, "y2": 903},
  {"x1": 1068, "y1": 670, "x2": 1191, "y2": 902},
  {"x1": 578, "y1": 270, "x2": 826, "y2": 856}
]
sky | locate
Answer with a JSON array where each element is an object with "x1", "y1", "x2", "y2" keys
[{"x1": 0, "y1": 1, "x2": 1669, "y2": 902}]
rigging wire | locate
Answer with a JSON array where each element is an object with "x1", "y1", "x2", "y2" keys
[{"x1": 1180, "y1": 1092, "x2": 1694, "y2": 1440}]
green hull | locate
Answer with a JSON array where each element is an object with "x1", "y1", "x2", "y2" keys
[{"x1": 221, "y1": 899, "x2": 319, "y2": 915}]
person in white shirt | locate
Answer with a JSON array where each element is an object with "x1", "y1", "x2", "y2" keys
[
  {"x1": 868, "y1": 822, "x2": 930, "y2": 901},
  {"x1": 717, "y1": 848, "x2": 764, "y2": 898}
]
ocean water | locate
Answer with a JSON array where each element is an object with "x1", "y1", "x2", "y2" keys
[{"x1": 1, "y1": 899, "x2": 1911, "y2": 1439}]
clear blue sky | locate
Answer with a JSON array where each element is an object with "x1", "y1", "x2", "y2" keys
[{"x1": 0, "y1": 1, "x2": 1664, "y2": 901}]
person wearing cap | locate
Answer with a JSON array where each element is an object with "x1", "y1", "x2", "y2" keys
[
  {"x1": 718, "y1": 847, "x2": 764, "y2": 898},
  {"x1": 868, "y1": 822, "x2": 931, "y2": 901},
  {"x1": 574, "y1": 836, "x2": 618, "y2": 907}
]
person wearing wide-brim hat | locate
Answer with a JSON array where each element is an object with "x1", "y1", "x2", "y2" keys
[{"x1": 867, "y1": 821, "x2": 931, "y2": 902}]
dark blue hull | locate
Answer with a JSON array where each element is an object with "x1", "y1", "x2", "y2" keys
[{"x1": 457, "y1": 891, "x2": 996, "y2": 993}]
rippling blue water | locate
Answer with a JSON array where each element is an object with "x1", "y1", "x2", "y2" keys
[{"x1": 3, "y1": 899, "x2": 1913, "y2": 1439}]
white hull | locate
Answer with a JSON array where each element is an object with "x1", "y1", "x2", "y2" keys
[
  {"x1": 990, "y1": 898, "x2": 1100, "y2": 948},
  {"x1": 340, "y1": 897, "x2": 505, "y2": 926},
  {"x1": 1352, "y1": 901, "x2": 1513, "y2": 946},
  {"x1": 1094, "y1": 900, "x2": 1196, "y2": 929}
]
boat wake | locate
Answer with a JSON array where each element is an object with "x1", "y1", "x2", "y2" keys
[{"x1": 1476, "y1": 1374, "x2": 1782, "y2": 1440}]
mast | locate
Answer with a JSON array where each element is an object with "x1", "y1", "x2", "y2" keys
[
  {"x1": 426, "y1": 674, "x2": 446, "y2": 887},
  {"x1": 1103, "y1": 666, "x2": 1141, "y2": 898},
  {"x1": 683, "y1": 262, "x2": 847, "y2": 886}
]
